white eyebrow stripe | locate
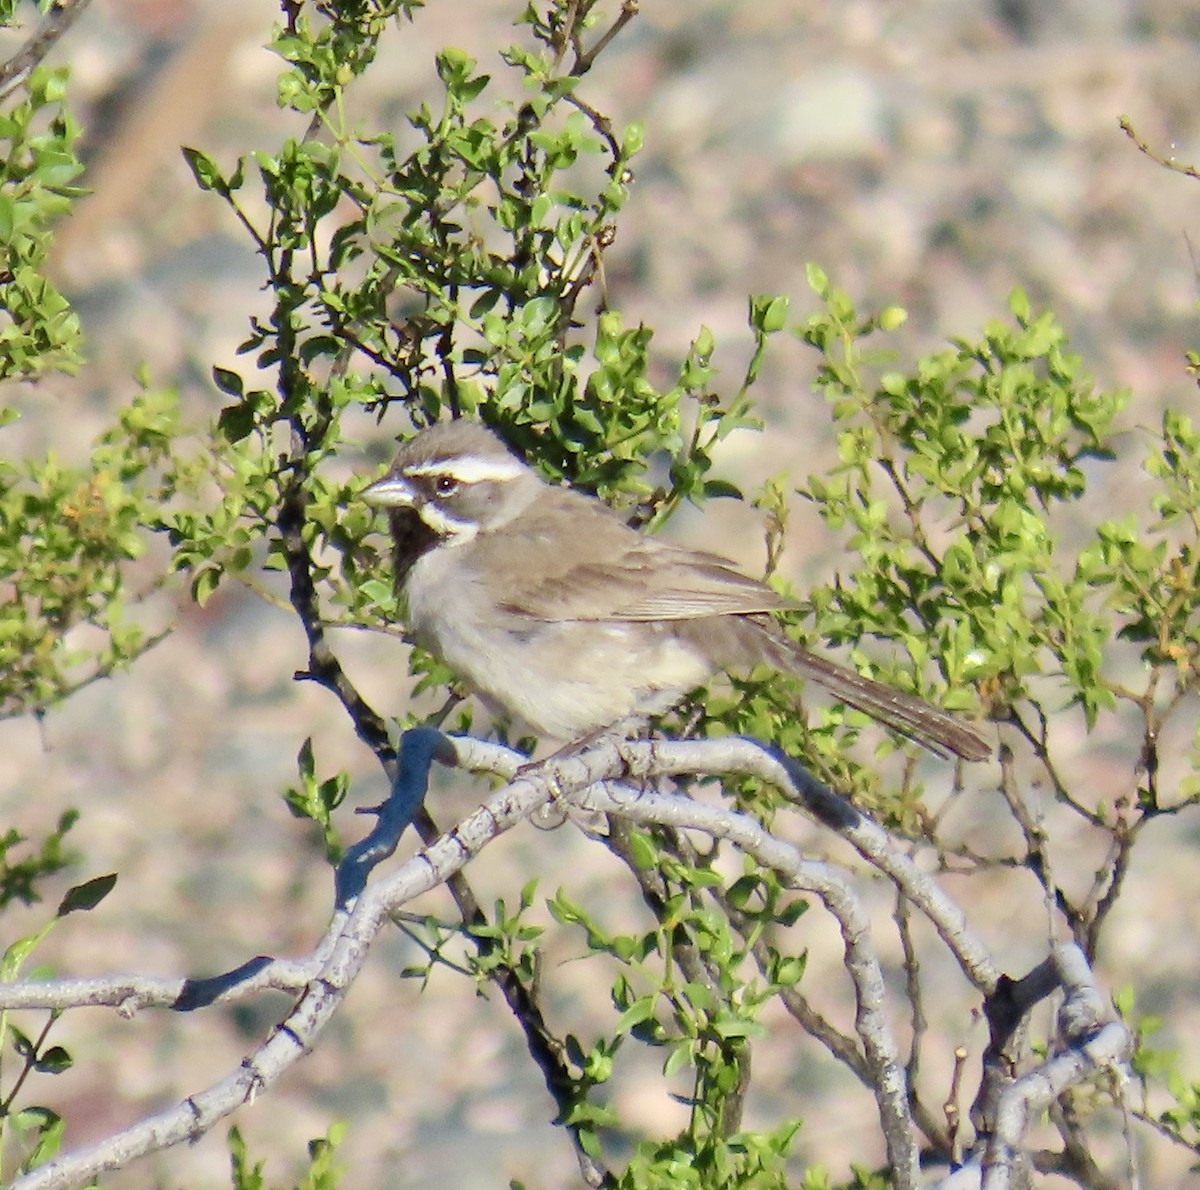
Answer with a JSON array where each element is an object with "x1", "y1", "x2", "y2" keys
[{"x1": 405, "y1": 456, "x2": 525, "y2": 483}]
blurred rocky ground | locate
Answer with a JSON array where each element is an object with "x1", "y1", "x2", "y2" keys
[{"x1": 3, "y1": 0, "x2": 1200, "y2": 1186}]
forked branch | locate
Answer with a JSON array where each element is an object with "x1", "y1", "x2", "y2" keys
[{"x1": 0, "y1": 732, "x2": 1130, "y2": 1190}]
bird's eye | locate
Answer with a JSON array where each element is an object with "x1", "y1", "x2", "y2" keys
[{"x1": 433, "y1": 475, "x2": 460, "y2": 496}]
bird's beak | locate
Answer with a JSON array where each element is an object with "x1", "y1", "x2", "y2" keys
[{"x1": 361, "y1": 474, "x2": 415, "y2": 508}]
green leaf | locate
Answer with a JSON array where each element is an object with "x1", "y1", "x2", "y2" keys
[
  {"x1": 1009, "y1": 285, "x2": 1031, "y2": 323},
  {"x1": 749, "y1": 293, "x2": 789, "y2": 334},
  {"x1": 2, "y1": 927, "x2": 53, "y2": 981},
  {"x1": 663, "y1": 1040, "x2": 694, "y2": 1079},
  {"x1": 11, "y1": 1106, "x2": 65, "y2": 1171},
  {"x1": 701, "y1": 478, "x2": 743, "y2": 500},
  {"x1": 218, "y1": 402, "x2": 256, "y2": 442},
  {"x1": 181, "y1": 146, "x2": 225, "y2": 193},
  {"x1": 56, "y1": 873, "x2": 117, "y2": 917},
  {"x1": 212, "y1": 366, "x2": 244, "y2": 397},
  {"x1": 192, "y1": 564, "x2": 223, "y2": 606},
  {"x1": 227, "y1": 1125, "x2": 266, "y2": 1190},
  {"x1": 712, "y1": 1016, "x2": 766, "y2": 1040},
  {"x1": 624, "y1": 828, "x2": 658, "y2": 870},
  {"x1": 615, "y1": 995, "x2": 659, "y2": 1035},
  {"x1": 34, "y1": 1044, "x2": 73, "y2": 1074},
  {"x1": 805, "y1": 261, "x2": 830, "y2": 297}
]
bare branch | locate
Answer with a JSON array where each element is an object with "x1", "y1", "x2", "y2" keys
[
  {"x1": 620, "y1": 736, "x2": 1001, "y2": 993},
  {"x1": 0, "y1": 0, "x2": 94, "y2": 98},
  {"x1": 580, "y1": 778, "x2": 921, "y2": 1188},
  {"x1": 0, "y1": 732, "x2": 1128, "y2": 1189},
  {"x1": 570, "y1": 0, "x2": 638, "y2": 76},
  {"x1": 1119, "y1": 115, "x2": 1200, "y2": 182},
  {"x1": 933, "y1": 945, "x2": 1135, "y2": 1190},
  {"x1": 5, "y1": 734, "x2": 534, "y2": 1190}
]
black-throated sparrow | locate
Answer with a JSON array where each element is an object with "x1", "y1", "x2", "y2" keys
[{"x1": 361, "y1": 420, "x2": 990, "y2": 761}]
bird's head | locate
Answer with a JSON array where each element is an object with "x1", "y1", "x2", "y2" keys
[{"x1": 362, "y1": 420, "x2": 542, "y2": 546}]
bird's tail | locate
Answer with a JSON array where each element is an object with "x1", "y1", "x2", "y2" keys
[{"x1": 751, "y1": 621, "x2": 991, "y2": 762}]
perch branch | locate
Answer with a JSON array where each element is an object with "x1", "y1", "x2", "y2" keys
[{"x1": 0, "y1": 731, "x2": 1093, "y2": 1190}]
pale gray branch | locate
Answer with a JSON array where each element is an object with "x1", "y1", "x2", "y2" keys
[
  {"x1": 982, "y1": 945, "x2": 1133, "y2": 1190},
  {"x1": 616, "y1": 736, "x2": 1001, "y2": 993},
  {"x1": 0, "y1": 732, "x2": 1113, "y2": 1190},
  {"x1": 932, "y1": 944, "x2": 1135, "y2": 1190},
  {"x1": 584, "y1": 779, "x2": 920, "y2": 1188},
  {"x1": 7, "y1": 733, "x2": 542, "y2": 1190}
]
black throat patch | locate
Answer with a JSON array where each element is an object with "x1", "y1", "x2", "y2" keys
[{"x1": 389, "y1": 506, "x2": 440, "y2": 587}]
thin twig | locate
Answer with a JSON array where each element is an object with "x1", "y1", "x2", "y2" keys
[
  {"x1": 571, "y1": 0, "x2": 638, "y2": 76},
  {"x1": 1118, "y1": 116, "x2": 1200, "y2": 183},
  {"x1": 0, "y1": 0, "x2": 94, "y2": 98}
]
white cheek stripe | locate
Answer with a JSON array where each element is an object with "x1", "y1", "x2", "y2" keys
[
  {"x1": 405, "y1": 456, "x2": 525, "y2": 483},
  {"x1": 419, "y1": 503, "x2": 479, "y2": 545}
]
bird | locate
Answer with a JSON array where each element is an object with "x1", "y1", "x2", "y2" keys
[{"x1": 360, "y1": 420, "x2": 991, "y2": 762}]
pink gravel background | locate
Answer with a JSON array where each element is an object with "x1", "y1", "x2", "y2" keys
[{"x1": 3, "y1": 0, "x2": 1200, "y2": 1185}]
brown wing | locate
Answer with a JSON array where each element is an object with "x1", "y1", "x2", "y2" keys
[
  {"x1": 478, "y1": 489, "x2": 991, "y2": 762},
  {"x1": 512, "y1": 551, "x2": 793, "y2": 620},
  {"x1": 485, "y1": 489, "x2": 792, "y2": 622}
]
